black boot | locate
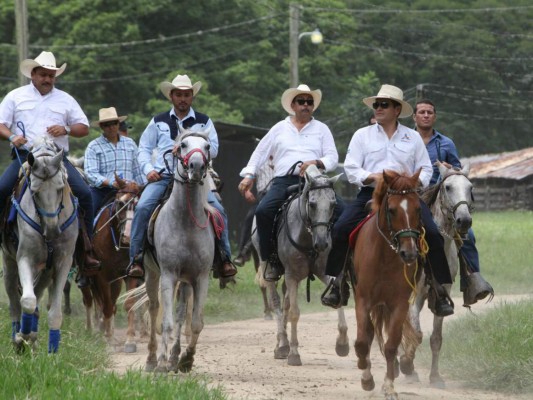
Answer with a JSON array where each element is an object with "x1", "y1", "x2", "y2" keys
[
  {"x1": 321, "y1": 275, "x2": 349, "y2": 309},
  {"x1": 263, "y1": 255, "x2": 282, "y2": 282},
  {"x1": 428, "y1": 283, "x2": 454, "y2": 317}
]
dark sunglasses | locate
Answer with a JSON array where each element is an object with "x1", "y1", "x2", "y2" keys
[
  {"x1": 372, "y1": 101, "x2": 392, "y2": 110},
  {"x1": 295, "y1": 98, "x2": 314, "y2": 106},
  {"x1": 101, "y1": 120, "x2": 119, "y2": 127}
]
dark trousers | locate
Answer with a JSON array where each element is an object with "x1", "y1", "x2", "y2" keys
[
  {"x1": 90, "y1": 186, "x2": 116, "y2": 219},
  {"x1": 326, "y1": 186, "x2": 452, "y2": 285},
  {"x1": 0, "y1": 150, "x2": 95, "y2": 239},
  {"x1": 460, "y1": 228, "x2": 480, "y2": 272},
  {"x1": 255, "y1": 175, "x2": 344, "y2": 260}
]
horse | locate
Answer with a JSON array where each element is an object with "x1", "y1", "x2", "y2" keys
[
  {"x1": 256, "y1": 165, "x2": 349, "y2": 366},
  {"x1": 80, "y1": 175, "x2": 145, "y2": 352},
  {"x1": 352, "y1": 169, "x2": 423, "y2": 399},
  {"x1": 400, "y1": 161, "x2": 492, "y2": 387},
  {"x1": 1, "y1": 137, "x2": 78, "y2": 353},
  {"x1": 139, "y1": 130, "x2": 215, "y2": 373}
]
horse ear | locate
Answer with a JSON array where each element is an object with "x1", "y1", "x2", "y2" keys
[
  {"x1": 382, "y1": 169, "x2": 394, "y2": 185},
  {"x1": 329, "y1": 173, "x2": 343, "y2": 185},
  {"x1": 437, "y1": 161, "x2": 449, "y2": 178},
  {"x1": 28, "y1": 152, "x2": 35, "y2": 166},
  {"x1": 115, "y1": 173, "x2": 126, "y2": 188},
  {"x1": 460, "y1": 162, "x2": 470, "y2": 176},
  {"x1": 51, "y1": 149, "x2": 64, "y2": 167},
  {"x1": 413, "y1": 167, "x2": 422, "y2": 182}
]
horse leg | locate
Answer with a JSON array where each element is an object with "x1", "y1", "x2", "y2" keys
[
  {"x1": 270, "y1": 281, "x2": 289, "y2": 359},
  {"x1": 80, "y1": 285, "x2": 94, "y2": 332},
  {"x1": 429, "y1": 315, "x2": 445, "y2": 388},
  {"x1": 145, "y1": 270, "x2": 160, "y2": 372},
  {"x1": 124, "y1": 277, "x2": 139, "y2": 353},
  {"x1": 170, "y1": 283, "x2": 191, "y2": 372},
  {"x1": 3, "y1": 257, "x2": 23, "y2": 348},
  {"x1": 260, "y1": 286, "x2": 273, "y2": 320},
  {"x1": 45, "y1": 261, "x2": 71, "y2": 353},
  {"x1": 178, "y1": 274, "x2": 209, "y2": 373},
  {"x1": 400, "y1": 290, "x2": 425, "y2": 381},
  {"x1": 284, "y1": 279, "x2": 301, "y2": 366},
  {"x1": 354, "y1": 298, "x2": 375, "y2": 391},
  {"x1": 63, "y1": 280, "x2": 72, "y2": 316},
  {"x1": 335, "y1": 307, "x2": 350, "y2": 357},
  {"x1": 156, "y1": 271, "x2": 178, "y2": 373}
]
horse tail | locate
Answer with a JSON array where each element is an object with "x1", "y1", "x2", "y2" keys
[
  {"x1": 371, "y1": 305, "x2": 419, "y2": 356},
  {"x1": 119, "y1": 282, "x2": 148, "y2": 313}
]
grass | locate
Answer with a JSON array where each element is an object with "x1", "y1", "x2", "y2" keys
[{"x1": 0, "y1": 210, "x2": 531, "y2": 397}]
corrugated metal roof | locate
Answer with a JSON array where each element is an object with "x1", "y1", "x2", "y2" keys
[{"x1": 462, "y1": 147, "x2": 533, "y2": 180}]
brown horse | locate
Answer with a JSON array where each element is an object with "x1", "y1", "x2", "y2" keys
[
  {"x1": 81, "y1": 176, "x2": 145, "y2": 352},
  {"x1": 353, "y1": 169, "x2": 423, "y2": 400}
]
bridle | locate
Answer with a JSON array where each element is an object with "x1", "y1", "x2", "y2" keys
[
  {"x1": 438, "y1": 173, "x2": 474, "y2": 221},
  {"x1": 171, "y1": 133, "x2": 211, "y2": 184},
  {"x1": 377, "y1": 187, "x2": 421, "y2": 253}
]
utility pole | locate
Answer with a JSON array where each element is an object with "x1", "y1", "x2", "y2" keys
[
  {"x1": 15, "y1": 0, "x2": 29, "y2": 86},
  {"x1": 416, "y1": 84, "x2": 426, "y2": 103},
  {"x1": 289, "y1": 3, "x2": 300, "y2": 88}
]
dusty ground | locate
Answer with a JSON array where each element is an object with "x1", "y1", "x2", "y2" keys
[{"x1": 109, "y1": 294, "x2": 530, "y2": 400}]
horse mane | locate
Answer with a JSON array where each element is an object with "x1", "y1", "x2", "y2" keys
[
  {"x1": 371, "y1": 170, "x2": 416, "y2": 213},
  {"x1": 420, "y1": 183, "x2": 440, "y2": 207}
]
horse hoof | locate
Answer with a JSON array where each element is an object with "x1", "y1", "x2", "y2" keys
[
  {"x1": 263, "y1": 313, "x2": 273, "y2": 321},
  {"x1": 154, "y1": 365, "x2": 169, "y2": 373},
  {"x1": 385, "y1": 392, "x2": 399, "y2": 400},
  {"x1": 399, "y1": 355, "x2": 414, "y2": 375},
  {"x1": 287, "y1": 354, "x2": 302, "y2": 366},
  {"x1": 430, "y1": 376, "x2": 446, "y2": 389},
  {"x1": 404, "y1": 370, "x2": 420, "y2": 383},
  {"x1": 124, "y1": 342, "x2": 137, "y2": 353},
  {"x1": 335, "y1": 342, "x2": 350, "y2": 357},
  {"x1": 145, "y1": 361, "x2": 157, "y2": 372},
  {"x1": 361, "y1": 377, "x2": 375, "y2": 391},
  {"x1": 178, "y1": 359, "x2": 193, "y2": 373},
  {"x1": 274, "y1": 345, "x2": 289, "y2": 359}
]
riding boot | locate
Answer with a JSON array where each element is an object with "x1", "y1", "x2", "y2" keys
[
  {"x1": 459, "y1": 252, "x2": 494, "y2": 306},
  {"x1": 234, "y1": 240, "x2": 252, "y2": 267},
  {"x1": 321, "y1": 272, "x2": 350, "y2": 309},
  {"x1": 127, "y1": 254, "x2": 144, "y2": 278},
  {"x1": 212, "y1": 240, "x2": 237, "y2": 278},
  {"x1": 427, "y1": 277, "x2": 454, "y2": 317},
  {"x1": 79, "y1": 224, "x2": 101, "y2": 276},
  {"x1": 263, "y1": 254, "x2": 282, "y2": 282}
]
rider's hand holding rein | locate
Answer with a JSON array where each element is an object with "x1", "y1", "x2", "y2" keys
[
  {"x1": 146, "y1": 170, "x2": 162, "y2": 183},
  {"x1": 9, "y1": 135, "x2": 28, "y2": 148},
  {"x1": 238, "y1": 176, "x2": 255, "y2": 202}
]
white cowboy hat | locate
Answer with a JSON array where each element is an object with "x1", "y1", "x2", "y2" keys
[
  {"x1": 281, "y1": 84, "x2": 322, "y2": 115},
  {"x1": 363, "y1": 84, "x2": 414, "y2": 118},
  {"x1": 20, "y1": 51, "x2": 67, "y2": 79},
  {"x1": 159, "y1": 74, "x2": 202, "y2": 101},
  {"x1": 91, "y1": 107, "x2": 128, "y2": 128}
]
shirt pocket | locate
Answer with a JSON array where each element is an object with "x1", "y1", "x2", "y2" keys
[
  {"x1": 48, "y1": 105, "x2": 67, "y2": 125},
  {"x1": 391, "y1": 142, "x2": 415, "y2": 165},
  {"x1": 367, "y1": 142, "x2": 388, "y2": 158}
]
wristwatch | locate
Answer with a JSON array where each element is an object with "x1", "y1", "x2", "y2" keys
[{"x1": 64, "y1": 125, "x2": 71, "y2": 135}]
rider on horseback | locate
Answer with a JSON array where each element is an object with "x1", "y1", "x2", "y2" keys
[
  {"x1": 321, "y1": 85, "x2": 455, "y2": 317},
  {"x1": 238, "y1": 84, "x2": 343, "y2": 281},
  {"x1": 126, "y1": 74, "x2": 236, "y2": 279},
  {"x1": 0, "y1": 51, "x2": 100, "y2": 274}
]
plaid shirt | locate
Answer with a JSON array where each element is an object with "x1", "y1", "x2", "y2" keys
[{"x1": 84, "y1": 135, "x2": 145, "y2": 187}]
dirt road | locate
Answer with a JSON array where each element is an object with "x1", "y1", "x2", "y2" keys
[{"x1": 109, "y1": 294, "x2": 530, "y2": 400}]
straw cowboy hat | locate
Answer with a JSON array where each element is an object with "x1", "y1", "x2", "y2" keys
[
  {"x1": 91, "y1": 107, "x2": 128, "y2": 128},
  {"x1": 363, "y1": 84, "x2": 414, "y2": 118},
  {"x1": 281, "y1": 84, "x2": 322, "y2": 115},
  {"x1": 159, "y1": 74, "x2": 202, "y2": 101},
  {"x1": 20, "y1": 51, "x2": 67, "y2": 79}
]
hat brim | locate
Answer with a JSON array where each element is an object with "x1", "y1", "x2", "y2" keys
[
  {"x1": 281, "y1": 88, "x2": 322, "y2": 115},
  {"x1": 363, "y1": 96, "x2": 413, "y2": 118},
  {"x1": 91, "y1": 115, "x2": 128, "y2": 128},
  {"x1": 20, "y1": 60, "x2": 67, "y2": 79},
  {"x1": 159, "y1": 81, "x2": 202, "y2": 101}
]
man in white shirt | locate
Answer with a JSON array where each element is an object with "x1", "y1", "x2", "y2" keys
[
  {"x1": 0, "y1": 51, "x2": 100, "y2": 271},
  {"x1": 321, "y1": 84, "x2": 454, "y2": 317},
  {"x1": 238, "y1": 84, "x2": 342, "y2": 281}
]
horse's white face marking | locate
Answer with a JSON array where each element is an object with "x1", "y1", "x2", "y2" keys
[{"x1": 399, "y1": 198, "x2": 411, "y2": 228}]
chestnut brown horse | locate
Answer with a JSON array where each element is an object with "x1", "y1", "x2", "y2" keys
[
  {"x1": 81, "y1": 176, "x2": 144, "y2": 352},
  {"x1": 352, "y1": 169, "x2": 424, "y2": 400}
]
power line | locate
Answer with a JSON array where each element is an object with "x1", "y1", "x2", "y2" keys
[{"x1": 306, "y1": 5, "x2": 533, "y2": 14}]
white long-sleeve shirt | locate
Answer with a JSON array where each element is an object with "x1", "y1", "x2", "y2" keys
[
  {"x1": 344, "y1": 122, "x2": 432, "y2": 188},
  {"x1": 240, "y1": 117, "x2": 338, "y2": 177}
]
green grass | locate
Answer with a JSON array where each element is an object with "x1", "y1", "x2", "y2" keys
[{"x1": 0, "y1": 314, "x2": 226, "y2": 400}]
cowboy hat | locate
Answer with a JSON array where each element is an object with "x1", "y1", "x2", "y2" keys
[
  {"x1": 20, "y1": 51, "x2": 67, "y2": 79},
  {"x1": 363, "y1": 84, "x2": 413, "y2": 118},
  {"x1": 159, "y1": 74, "x2": 202, "y2": 101},
  {"x1": 281, "y1": 84, "x2": 322, "y2": 115},
  {"x1": 91, "y1": 107, "x2": 128, "y2": 128}
]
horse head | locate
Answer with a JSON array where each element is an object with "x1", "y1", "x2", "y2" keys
[
  {"x1": 111, "y1": 173, "x2": 142, "y2": 246},
  {"x1": 436, "y1": 161, "x2": 473, "y2": 235},
  {"x1": 375, "y1": 169, "x2": 422, "y2": 264},
  {"x1": 301, "y1": 165, "x2": 341, "y2": 252},
  {"x1": 27, "y1": 138, "x2": 68, "y2": 241},
  {"x1": 174, "y1": 129, "x2": 211, "y2": 184}
]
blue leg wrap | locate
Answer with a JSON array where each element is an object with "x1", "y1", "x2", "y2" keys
[
  {"x1": 48, "y1": 329, "x2": 60, "y2": 353},
  {"x1": 21, "y1": 313, "x2": 33, "y2": 335}
]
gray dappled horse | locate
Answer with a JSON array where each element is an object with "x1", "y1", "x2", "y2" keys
[
  {"x1": 2, "y1": 138, "x2": 78, "y2": 353},
  {"x1": 255, "y1": 165, "x2": 349, "y2": 366},
  {"x1": 141, "y1": 130, "x2": 215, "y2": 373},
  {"x1": 400, "y1": 161, "x2": 490, "y2": 387}
]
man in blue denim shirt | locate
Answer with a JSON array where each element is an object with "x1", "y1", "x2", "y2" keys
[
  {"x1": 126, "y1": 74, "x2": 236, "y2": 279},
  {"x1": 414, "y1": 99, "x2": 493, "y2": 304}
]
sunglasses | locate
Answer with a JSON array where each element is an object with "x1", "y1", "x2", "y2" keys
[
  {"x1": 295, "y1": 98, "x2": 314, "y2": 106},
  {"x1": 372, "y1": 101, "x2": 392, "y2": 110},
  {"x1": 101, "y1": 121, "x2": 119, "y2": 127}
]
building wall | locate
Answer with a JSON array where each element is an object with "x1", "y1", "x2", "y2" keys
[{"x1": 471, "y1": 176, "x2": 533, "y2": 211}]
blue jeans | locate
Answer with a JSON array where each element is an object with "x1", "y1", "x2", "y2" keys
[
  {"x1": 129, "y1": 177, "x2": 231, "y2": 261},
  {"x1": 89, "y1": 187, "x2": 116, "y2": 220},
  {"x1": 0, "y1": 150, "x2": 95, "y2": 238},
  {"x1": 460, "y1": 228, "x2": 480, "y2": 273}
]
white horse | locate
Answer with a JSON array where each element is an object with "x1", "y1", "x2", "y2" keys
[
  {"x1": 400, "y1": 161, "x2": 492, "y2": 387},
  {"x1": 2, "y1": 138, "x2": 78, "y2": 353},
  {"x1": 256, "y1": 165, "x2": 349, "y2": 366},
  {"x1": 140, "y1": 130, "x2": 215, "y2": 373}
]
